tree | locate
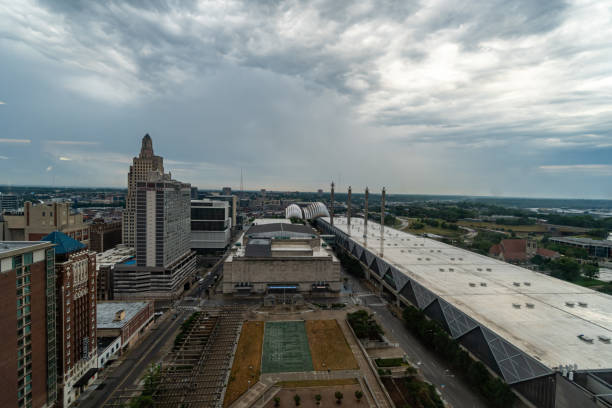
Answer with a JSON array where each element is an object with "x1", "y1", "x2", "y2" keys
[
  {"x1": 355, "y1": 390, "x2": 363, "y2": 402},
  {"x1": 293, "y1": 394, "x2": 301, "y2": 406},
  {"x1": 335, "y1": 391, "x2": 344, "y2": 404},
  {"x1": 274, "y1": 397, "x2": 280, "y2": 407},
  {"x1": 550, "y1": 257, "x2": 581, "y2": 281},
  {"x1": 583, "y1": 263, "x2": 599, "y2": 279},
  {"x1": 315, "y1": 394, "x2": 322, "y2": 405}
]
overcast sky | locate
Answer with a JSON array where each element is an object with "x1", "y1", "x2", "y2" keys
[{"x1": 1, "y1": 0, "x2": 612, "y2": 198}]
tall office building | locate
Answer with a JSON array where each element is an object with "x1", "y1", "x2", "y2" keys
[
  {"x1": 42, "y1": 232, "x2": 97, "y2": 407},
  {"x1": 114, "y1": 173, "x2": 196, "y2": 299},
  {"x1": 0, "y1": 241, "x2": 57, "y2": 408},
  {"x1": 122, "y1": 134, "x2": 164, "y2": 248}
]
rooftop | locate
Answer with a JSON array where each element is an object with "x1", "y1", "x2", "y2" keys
[
  {"x1": 328, "y1": 217, "x2": 612, "y2": 371},
  {"x1": 550, "y1": 236, "x2": 612, "y2": 248},
  {"x1": 0, "y1": 241, "x2": 53, "y2": 257},
  {"x1": 97, "y1": 301, "x2": 150, "y2": 329},
  {"x1": 96, "y1": 245, "x2": 135, "y2": 270},
  {"x1": 41, "y1": 231, "x2": 86, "y2": 255}
]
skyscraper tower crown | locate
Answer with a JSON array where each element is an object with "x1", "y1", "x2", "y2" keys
[{"x1": 140, "y1": 134, "x2": 154, "y2": 158}]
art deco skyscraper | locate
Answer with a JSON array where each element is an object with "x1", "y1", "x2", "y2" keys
[{"x1": 122, "y1": 135, "x2": 164, "y2": 248}]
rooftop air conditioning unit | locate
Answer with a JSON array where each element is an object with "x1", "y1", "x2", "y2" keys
[
  {"x1": 450, "y1": 257, "x2": 455, "y2": 261},
  {"x1": 512, "y1": 303, "x2": 521, "y2": 308},
  {"x1": 578, "y1": 302, "x2": 588, "y2": 307},
  {"x1": 526, "y1": 303, "x2": 535, "y2": 308},
  {"x1": 513, "y1": 282, "x2": 521, "y2": 286},
  {"x1": 469, "y1": 282, "x2": 476, "y2": 287},
  {"x1": 524, "y1": 282, "x2": 531, "y2": 286},
  {"x1": 449, "y1": 268, "x2": 455, "y2": 272},
  {"x1": 477, "y1": 268, "x2": 482, "y2": 271},
  {"x1": 486, "y1": 268, "x2": 492, "y2": 272},
  {"x1": 439, "y1": 268, "x2": 445, "y2": 272},
  {"x1": 480, "y1": 282, "x2": 486, "y2": 286},
  {"x1": 598, "y1": 335, "x2": 611, "y2": 343},
  {"x1": 565, "y1": 301, "x2": 575, "y2": 307}
]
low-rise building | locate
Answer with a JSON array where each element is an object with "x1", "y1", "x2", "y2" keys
[
  {"x1": 0, "y1": 193, "x2": 19, "y2": 212},
  {"x1": 96, "y1": 245, "x2": 135, "y2": 300},
  {"x1": 222, "y1": 220, "x2": 341, "y2": 296},
  {"x1": 0, "y1": 202, "x2": 89, "y2": 245},
  {"x1": 549, "y1": 236, "x2": 612, "y2": 259},
  {"x1": 96, "y1": 336, "x2": 122, "y2": 369},
  {"x1": 97, "y1": 301, "x2": 154, "y2": 349},
  {"x1": 489, "y1": 238, "x2": 560, "y2": 263}
]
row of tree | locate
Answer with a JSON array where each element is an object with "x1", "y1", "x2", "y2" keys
[
  {"x1": 274, "y1": 391, "x2": 363, "y2": 406},
  {"x1": 401, "y1": 306, "x2": 515, "y2": 408},
  {"x1": 347, "y1": 310, "x2": 384, "y2": 340}
]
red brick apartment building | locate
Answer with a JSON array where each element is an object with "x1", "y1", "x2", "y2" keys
[{"x1": 0, "y1": 241, "x2": 57, "y2": 408}]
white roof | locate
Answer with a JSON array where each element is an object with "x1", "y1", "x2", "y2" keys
[{"x1": 328, "y1": 217, "x2": 612, "y2": 371}]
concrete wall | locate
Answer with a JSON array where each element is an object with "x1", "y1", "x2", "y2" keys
[{"x1": 223, "y1": 257, "x2": 341, "y2": 294}]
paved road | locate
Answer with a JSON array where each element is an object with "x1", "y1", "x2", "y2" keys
[
  {"x1": 78, "y1": 309, "x2": 188, "y2": 408},
  {"x1": 365, "y1": 297, "x2": 487, "y2": 408},
  {"x1": 339, "y1": 267, "x2": 486, "y2": 408}
]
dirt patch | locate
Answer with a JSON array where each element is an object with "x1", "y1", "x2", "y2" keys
[
  {"x1": 305, "y1": 320, "x2": 359, "y2": 371},
  {"x1": 263, "y1": 384, "x2": 364, "y2": 408},
  {"x1": 223, "y1": 321, "x2": 265, "y2": 407}
]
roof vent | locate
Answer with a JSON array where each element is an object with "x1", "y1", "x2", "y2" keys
[
  {"x1": 439, "y1": 268, "x2": 445, "y2": 272},
  {"x1": 437, "y1": 250, "x2": 441, "y2": 252},
  {"x1": 598, "y1": 335, "x2": 611, "y2": 343},
  {"x1": 449, "y1": 268, "x2": 455, "y2": 272},
  {"x1": 486, "y1": 268, "x2": 492, "y2": 272},
  {"x1": 578, "y1": 334, "x2": 593, "y2": 343},
  {"x1": 578, "y1": 302, "x2": 588, "y2": 307},
  {"x1": 565, "y1": 301, "x2": 575, "y2": 307},
  {"x1": 469, "y1": 282, "x2": 476, "y2": 287},
  {"x1": 526, "y1": 303, "x2": 535, "y2": 309},
  {"x1": 450, "y1": 257, "x2": 455, "y2": 261},
  {"x1": 430, "y1": 250, "x2": 434, "y2": 253},
  {"x1": 513, "y1": 282, "x2": 521, "y2": 286},
  {"x1": 480, "y1": 282, "x2": 486, "y2": 286},
  {"x1": 417, "y1": 258, "x2": 422, "y2": 261},
  {"x1": 524, "y1": 282, "x2": 531, "y2": 286},
  {"x1": 425, "y1": 257, "x2": 430, "y2": 261},
  {"x1": 477, "y1": 268, "x2": 483, "y2": 271},
  {"x1": 512, "y1": 303, "x2": 521, "y2": 308}
]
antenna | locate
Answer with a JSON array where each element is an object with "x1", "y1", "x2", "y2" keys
[{"x1": 347, "y1": 186, "x2": 352, "y2": 236}]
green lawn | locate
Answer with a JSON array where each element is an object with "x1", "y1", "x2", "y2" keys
[{"x1": 262, "y1": 321, "x2": 314, "y2": 373}]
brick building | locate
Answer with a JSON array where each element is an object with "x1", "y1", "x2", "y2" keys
[
  {"x1": 489, "y1": 238, "x2": 560, "y2": 264},
  {"x1": 0, "y1": 202, "x2": 89, "y2": 246},
  {"x1": 97, "y1": 301, "x2": 154, "y2": 348},
  {"x1": 0, "y1": 241, "x2": 57, "y2": 408},
  {"x1": 89, "y1": 219, "x2": 122, "y2": 253},
  {"x1": 42, "y1": 232, "x2": 97, "y2": 407}
]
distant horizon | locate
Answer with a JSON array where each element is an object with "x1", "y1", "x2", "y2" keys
[{"x1": 2, "y1": 184, "x2": 612, "y2": 203}]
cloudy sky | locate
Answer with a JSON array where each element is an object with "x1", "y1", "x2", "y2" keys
[{"x1": 1, "y1": 0, "x2": 611, "y2": 198}]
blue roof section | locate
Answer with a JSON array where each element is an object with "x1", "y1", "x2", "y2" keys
[{"x1": 40, "y1": 231, "x2": 85, "y2": 255}]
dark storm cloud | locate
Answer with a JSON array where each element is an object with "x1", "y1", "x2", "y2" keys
[{"x1": 0, "y1": 0, "x2": 611, "y2": 197}]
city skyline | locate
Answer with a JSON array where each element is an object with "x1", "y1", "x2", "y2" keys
[{"x1": 1, "y1": 1, "x2": 612, "y2": 198}]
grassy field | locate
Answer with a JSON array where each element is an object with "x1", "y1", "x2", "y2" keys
[
  {"x1": 275, "y1": 379, "x2": 358, "y2": 387},
  {"x1": 262, "y1": 321, "x2": 313, "y2": 373},
  {"x1": 457, "y1": 220, "x2": 547, "y2": 233},
  {"x1": 574, "y1": 277, "x2": 608, "y2": 288},
  {"x1": 223, "y1": 321, "x2": 265, "y2": 407},
  {"x1": 305, "y1": 320, "x2": 359, "y2": 371},
  {"x1": 401, "y1": 218, "x2": 464, "y2": 238}
]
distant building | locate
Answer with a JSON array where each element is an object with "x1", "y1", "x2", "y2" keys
[
  {"x1": 222, "y1": 221, "x2": 341, "y2": 296},
  {"x1": 190, "y1": 200, "x2": 231, "y2": 252},
  {"x1": 489, "y1": 238, "x2": 560, "y2": 263},
  {"x1": 190, "y1": 186, "x2": 199, "y2": 199},
  {"x1": 42, "y1": 232, "x2": 98, "y2": 407},
  {"x1": 0, "y1": 201, "x2": 90, "y2": 245},
  {"x1": 95, "y1": 245, "x2": 135, "y2": 301},
  {"x1": 89, "y1": 219, "x2": 122, "y2": 253},
  {"x1": 0, "y1": 193, "x2": 19, "y2": 211},
  {"x1": 114, "y1": 173, "x2": 196, "y2": 300},
  {"x1": 0, "y1": 241, "x2": 57, "y2": 408},
  {"x1": 96, "y1": 301, "x2": 154, "y2": 349},
  {"x1": 549, "y1": 236, "x2": 612, "y2": 259},
  {"x1": 222, "y1": 187, "x2": 232, "y2": 196},
  {"x1": 199, "y1": 194, "x2": 239, "y2": 230},
  {"x1": 123, "y1": 134, "x2": 164, "y2": 248}
]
